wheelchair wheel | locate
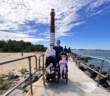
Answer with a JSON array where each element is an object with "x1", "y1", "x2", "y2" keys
[
  {"x1": 43, "y1": 81, "x2": 46, "y2": 88},
  {"x1": 66, "y1": 73, "x2": 68, "y2": 84}
]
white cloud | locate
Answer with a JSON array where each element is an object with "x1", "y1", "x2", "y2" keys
[
  {"x1": 0, "y1": 31, "x2": 49, "y2": 42},
  {"x1": 87, "y1": 0, "x2": 110, "y2": 10},
  {"x1": 0, "y1": 0, "x2": 110, "y2": 42}
]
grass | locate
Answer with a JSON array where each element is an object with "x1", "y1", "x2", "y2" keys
[
  {"x1": 8, "y1": 72, "x2": 15, "y2": 81},
  {"x1": 0, "y1": 81, "x2": 13, "y2": 90},
  {"x1": 0, "y1": 90, "x2": 6, "y2": 95},
  {"x1": 19, "y1": 68, "x2": 27, "y2": 74},
  {"x1": 17, "y1": 85, "x2": 22, "y2": 89},
  {"x1": 40, "y1": 66, "x2": 43, "y2": 69},
  {"x1": 1, "y1": 74, "x2": 7, "y2": 78},
  {"x1": 24, "y1": 75, "x2": 28, "y2": 79},
  {"x1": 0, "y1": 77, "x2": 3, "y2": 83}
]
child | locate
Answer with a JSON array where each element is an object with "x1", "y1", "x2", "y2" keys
[
  {"x1": 59, "y1": 55, "x2": 67, "y2": 79},
  {"x1": 46, "y1": 63, "x2": 55, "y2": 74}
]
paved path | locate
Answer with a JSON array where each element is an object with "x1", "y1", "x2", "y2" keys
[{"x1": 25, "y1": 58, "x2": 110, "y2": 96}]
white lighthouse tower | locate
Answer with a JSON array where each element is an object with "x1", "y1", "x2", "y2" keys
[{"x1": 50, "y1": 9, "x2": 55, "y2": 45}]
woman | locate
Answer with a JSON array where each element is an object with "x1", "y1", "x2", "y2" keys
[{"x1": 45, "y1": 43, "x2": 56, "y2": 57}]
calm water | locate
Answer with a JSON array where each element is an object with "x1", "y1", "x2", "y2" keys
[{"x1": 71, "y1": 50, "x2": 110, "y2": 72}]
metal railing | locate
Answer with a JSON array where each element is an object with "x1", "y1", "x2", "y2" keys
[
  {"x1": 39, "y1": 54, "x2": 45, "y2": 81},
  {"x1": 0, "y1": 55, "x2": 42, "y2": 96},
  {"x1": 71, "y1": 52, "x2": 110, "y2": 87}
]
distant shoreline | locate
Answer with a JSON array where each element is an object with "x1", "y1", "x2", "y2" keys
[{"x1": 72, "y1": 49, "x2": 110, "y2": 51}]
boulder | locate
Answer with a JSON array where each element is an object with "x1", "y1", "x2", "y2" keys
[
  {"x1": 79, "y1": 66, "x2": 86, "y2": 71},
  {"x1": 95, "y1": 75, "x2": 108, "y2": 86},
  {"x1": 86, "y1": 62, "x2": 93, "y2": 67},
  {"x1": 23, "y1": 74, "x2": 39, "y2": 89},
  {"x1": 14, "y1": 75, "x2": 19, "y2": 79},
  {"x1": 101, "y1": 70, "x2": 107, "y2": 74},
  {"x1": 84, "y1": 71, "x2": 92, "y2": 78}
]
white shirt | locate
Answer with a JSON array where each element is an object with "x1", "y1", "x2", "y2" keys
[{"x1": 45, "y1": 48, "x2": 56, "y2": 57}]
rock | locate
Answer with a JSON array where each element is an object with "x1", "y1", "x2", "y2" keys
[
  {"x1": 8, "y1": 89, "x2": 26, "y2": 96},
  {"x1": 14, "y1": 75, "x2": 19, "y2": 79},
  {"x1": 23, "y1": 87, "x2": 30, "y2": 93},
  {"x1": 25, "y1": 69, "x2": 28, "y2": 72},
  {"x1": 90, "y1": 64, "x2": 95, "y2": 69},
  {"x1": 84, "y1": 71, "x2": 92, "y2": 78},
  {"x1": 23, "y1": 74, "x2": 39, "y2": 89},
  {"x1": 14, "y1": 78, "x2": 20, "y2": 81},
  {"x1": 25, "y1": 73, "x2": 29, "y2": 75},
  {"x1": 12, "y1": 69, "x2": 15, "y2": 71},
  {"x1": 95, "y1": 75, "x2": 108, "y2": 85},
  {"x1": 103, "y1": 83, "x2": 109, "y2": 88},
  {"x1": 86, "y1": 68, "x2": 92, "y2": 73},
  {"x1": 86, "y1": 62, "x2": 92, "y2": 67},
  {"x1": 13, "y1": 81, "x2": 19, "y2": 86},
  {"x1": 106, "y1": 80, "x2": 110, "y2": 86},
  {"x1": 79, "y1": 66, "x2": 86, "y2": 71},
  {"x1": 101, "y1": 70, "x2": 107, "y2": 74},
  {"x1": 34, "y1": 67, "x2": 37, "y2": 70}
]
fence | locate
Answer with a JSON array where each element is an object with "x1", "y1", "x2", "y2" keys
[
  {"x1": 0, "y1": 54, "x2": 45, "y2": 96},
  {"x1": 71, "y1": 52, "x2": 110, "y2": 87}
]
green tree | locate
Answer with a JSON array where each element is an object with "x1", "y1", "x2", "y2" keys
[{"x1": 3, "y1": 43, "x2": 8, "y2": 52}]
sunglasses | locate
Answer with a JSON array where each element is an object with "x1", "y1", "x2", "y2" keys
[
  {"x1": 50, "y1": 45, "x2": 54, "y2": 46},
  {"x1": 57, "y1": 42, "x2": 60, "y2": 43}
]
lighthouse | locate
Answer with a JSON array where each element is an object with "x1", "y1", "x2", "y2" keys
[{"x1": 50, "y1": 9, "x2": 55, "y2": 45}]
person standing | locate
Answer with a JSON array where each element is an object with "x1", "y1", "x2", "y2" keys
[
  {"x1": 45, "y1": 43, "x2": 56, "y2": 58},
  {"x1": 53, "y1": 40, "x2": 63, "y2": 60},
  {"x1": 67, "y1": 47, "x2": 71, "y2": 60},
  {"x1": 64, "y1": 46, "x2": 68, "y2": 53}
]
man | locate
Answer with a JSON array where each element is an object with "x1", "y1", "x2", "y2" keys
[
  {"x1": 64, "y1": 46, "x2": 68, "y2": 53},
  {"x1": 53, "y1": 40, "x2": 63, "y2": 60}
]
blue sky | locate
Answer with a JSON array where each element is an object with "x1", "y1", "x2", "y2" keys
[{"x1": 0, "y1": 0, "x2": 110, "y2": 50}]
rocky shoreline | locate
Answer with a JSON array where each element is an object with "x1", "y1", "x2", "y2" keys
[{"x1": 71, "y1": 53, "x2": 110, "y2": 92}]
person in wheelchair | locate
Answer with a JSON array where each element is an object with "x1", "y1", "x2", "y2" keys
[
  {"x1": 59, "y1": 55, "x2": 67, "y2": 79},
  {"x1": 46, "y1": 63, "x2": 55, "y2": 74}
]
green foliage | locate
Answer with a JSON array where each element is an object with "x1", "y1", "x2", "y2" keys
[
  {"x1": 0, "y1": 39, "x2": 47, "y2": 52},
  {"x1": 19, "y1": 68, "x2": 27, "y2": 74},
  {"x1": 1, "y1": 74, "x2": 7, "y2": 78},
  {"x1": 17, "y1": 85, "x2": 22, "y2": 89},
  {"x1": 0, "y1": 81, "x2": 13, "y2": 90},
  {"x1": 40, "y1": 66, "x2": 43, "y2": 69},
  {"x1": 0, "y1": 90, "x2": 6, "y2": 95},
  {"x1": 0, "y1": 77, "x2": 3, "y2": 83},
  {"x1": 8, "y1": 72, "x2": 15, "y2": 81},
  {"x1": 24, "y1": 76, "x2": 28, "y2": 79}
]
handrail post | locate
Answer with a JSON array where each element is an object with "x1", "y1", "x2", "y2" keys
[
  {"x1": 28, "y1": 57, "x2": 33, "y2": 95},
  {"x1": 35, "y1": 56, "x2": 37, "y2": 71},
  {"x1": 75, "y1": 54, "x2": 78, "y2": 66},
  {"x1": 78, "y1": 55, "x2": 81, "y2": 69},
  {"x1": 39, "y1": 57, "x2": 40, "y2": 70},
  {"x1": 97, "y1": 60, "x2": 104, "y2": 87},
  {"x1": 73, "y1": 53, "x2": 75, "y2": 61},
  {"x1": 43, "y1": 55, "x2": 45, "y2": 80},
  {"x1": 106, "y1": 61, "x2": 110, "y2": 78}
]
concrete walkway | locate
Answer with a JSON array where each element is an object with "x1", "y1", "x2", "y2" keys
[{"x1": 25, "y1": 58, "x2": 110, "y2": 96}]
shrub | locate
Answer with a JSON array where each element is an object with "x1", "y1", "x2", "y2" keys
[
  {"x1": 19, "y1": 68, "x2": 27, "y2": 74},
  {"x1": 8, "y1": 72, "x2": 15, "y2": 80},
  {"x1": 0, "y1": 81, "x2": 13, "y2": 90},
  {"x1": 17, "y1": 85, "x2": 22, "y2": 89},
  {"x1": 0, "y1": 77, "x2": 3, "y2": 83},
  {"x1": 24, "y1": 76, "x2": 28, "y2": 79},
  {"x1": 1, "y1": 74, "x2": 7, "y2": 78},
  {"x1": 0, "y1": 90, "x2": 6, "y2": 95},
  {"x1": 40, "y1": 66, "x2": 43, "y2": 69}
]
